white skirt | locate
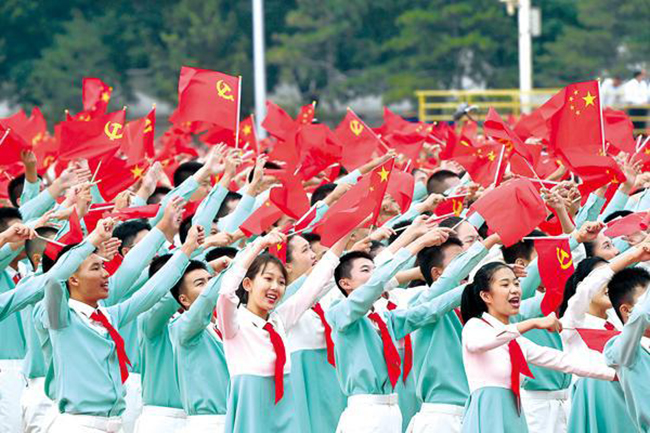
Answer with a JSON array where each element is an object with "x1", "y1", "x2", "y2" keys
[
  {"x1": 521, "y1": 389, "x2": 570, "y2": 433},
  {"x1": 134, "y1": 406, "x2": 187, "y2": 433},
  {"x1": 49, "y1": 413, "x2": 123, "y2": 433},
  {"x1": 336, "y1": 394, "x2": 402, "y2": 433},
  {"x1": 180, "y1": 414, "x2": 225, "y2": 433},
  {"x1": 406, "y1": 403, "x2": 464, "y2": 433}
]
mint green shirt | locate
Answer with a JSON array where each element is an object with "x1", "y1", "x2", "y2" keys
[
  {"x1": 42, "y1": 247, "x2": 189, "y2": 417},
  {"x1": 20, "y1": 179, "x2": 41, "y2": 205},
  {"x1": 0, "y1": 244, "x2": 27, "y2": 359},
  {"x1": 19, "y1": 188, "x2": 56, "y2": 223},
  {"x1": 169, "y1": 270, "x2": 229, "y2": 415}
]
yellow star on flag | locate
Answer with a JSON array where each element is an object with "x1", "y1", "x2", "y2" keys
[
  {"x1": 378, "y1": 166, "x2": 390, "y2": 182},
  {"x1": 131, "y1": 165, "x2": 145, "y2": 179},
  {"x1": 487, "y1": 151, "x2": 496, "y2": 162},
  {"x1": 242, "y1": 125, "x2": 252, "y2": 135},
  {"x1": 101, "y1": 92, "x2": 110, "y2": 103},
  {"x1": 582, "y1": 91, "x2": 596, "y2": 107},
  {"x1": 276, "y1": 243, "x2": 283, "y2": 251}
]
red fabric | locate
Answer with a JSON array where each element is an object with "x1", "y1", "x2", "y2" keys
[
  {"x1": 293, "y1": 207, "x2": 318, "y2": 233},
  {"x1": 269, "y1": 170, "x2": 310, "y2": 220},
  {"x1": 484, "y1": 107, "x2": 534, "y2": 164},
  {"x1": 12, "y1": 273, "x2": 21, "y2": 286},
  {"x1": 604, "y1": 321, "x2": 615, "y2": 331},
  {"x1": 386, "y1": 301, "x2": 412, "y2": 383},
  {"x1": 513, "y1": 109, "x2": 549, "y2": 143},
  {"x1": 386, "y1": 168, "x2": 414, "y2": 214},
  {"x1": 263, "y1": 322, "x2": 287, "y2": 404},
  {"x1": 44, "y1": 210, "x2": 84, "y2": 260},
  {"x1": 107, "y1": 204, "x2": 161, "y2": 222},
  {"x1": 267, "y1": 239, "x2": 287, "y2": 264},
  {"x1": 508, "y1": 339, "x2": 534, "y2": 413},
  {"x1": 122, "y1": 106, "x2": 156, "y2": 165},
  {"x1": 470, "y1": 179, "x2": 547, "y2": 247},
  {"x1": 534, "y1": 238, "x2": 574, "y2": 315},
  {"x1": 442, "y1": 132, "x2": 507, "y2": 188},
  {"x1": 90, "y1": 310, "x2": 131, "y2": 383},
  {"x1": 295, "y1": 124, "x2": 343, "y2": 180},
  {"x1": 175, "y1": 66, "x2": 240, "y2": 132},
  {"x1": 603, "y1": 108, "x2": 635, "y2": 154},
  {"x1": 334, "y1": 110, "x2": 382, "y2": 170},
  {"x1": 0, "y1": 124, "x2": 31, "y2": 167},
  {"x1": 58, "y1": 110, "x2": 126, "y2": 161},
  {"x1": 311, "y1": 302, "x2": 336, "y2": 367},
  {"x1": 262, "y1": 101, "x2": 296, "y2": 141},
  {"x1": 82, "y1": 77, "x2": 112, "y2": 116},
  {"x1": 576, "y1": 328, "x2": 620, "y2": 352},
  {"x1": 382, "y1": 130, "x2": 425, "y2": 162},
  {"x1": 604, "y1": 212, "x2": 649, "y2": 238},
  {"x1": 90, "y1": 151, "x2": 149, "y2": 202},
  {"x1": 296, "y1": 103, "x2": 315, "y2": 125},
  {"x1": 239, "y1": 200, "x2": 283, "y2": 237},
  {"x1": 104, "y1": 254, "x2": 123, "y2": 276},
  {"x1": 434, "y1": 196, "x2": 466, "y2": 217},
  {"x1": 368, "y1": 312, "x2": 402, "y2": 388}
]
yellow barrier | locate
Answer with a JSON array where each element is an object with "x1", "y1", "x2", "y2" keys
[{"x1": 415, "y1": 89, "x2": 650, "y2": 134}]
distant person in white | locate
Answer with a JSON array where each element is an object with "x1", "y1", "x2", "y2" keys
[
  {"x1": 623, "y1": 70, "x2": 649, "y2": 130},
  {"x1": 601, "y1": 76, "x2": 625, "y2": 107}
]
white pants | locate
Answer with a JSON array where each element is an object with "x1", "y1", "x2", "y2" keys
[
  {"x1": 336, "y1": 394, "x2": 402, "y2": 433},
  {"x1": 179, "y1": 414, "x2": 225, "y2": 432},
  {"x1": 521, "y1": 389, "x2": 570, "y2": 433},
  {"x1": 21, "y1": 377, "x2": 58, "y2": 433},
  {"x1": 49, "y1": 414, "x2": 123, "y2": 433},
  {"x1": 0, "y1": 359, "x2": 25, "y2": 433},
  {"x1": 122, "y1": 373, "x2": 143, "y2": 433},
  {"x1": 406, "y1": 403, "x2": 464, "y2": 433},
  {"x1": 134, "y1": 406, "x2": 187, "y2": 433}
]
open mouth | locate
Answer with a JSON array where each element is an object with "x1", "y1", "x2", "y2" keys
[
  {"x1": 265, "y1": 292, "x2": 278, "y2": 304},
  {"x1": 508, "y1": 297, "x2": 521, "y2": 308},
  {"x1": 100, "y1": 281, "x2": 109, "y2": 292}
]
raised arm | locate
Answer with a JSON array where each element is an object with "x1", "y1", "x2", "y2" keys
[
  {"x1": 464, "y1": 314, "x2": 561, "y2": 353},
  {"x1": 139, "y1": 293, "x2": 180, "y2": 339}
]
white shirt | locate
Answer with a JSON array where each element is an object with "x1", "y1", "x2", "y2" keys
[
  {"x1": 623, "y1": 79, "x2": 649, "y2": 105},
  {"x1": 68, "y1": 299, "x2": 110, "y2": 337},
  {"x1": 462, "y1": 312, "x2": 615, "y2": 394}
]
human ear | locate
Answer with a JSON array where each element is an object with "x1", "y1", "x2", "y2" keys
[
  {"x1": 178, "y1": 293, "x2": 191, "y2": 310},
  {"x1": 430, "y1": 267, "x2": 442, "y2": 282},
  {"x1": 242, "y1": 277, "x2": 253, "y2": 293},
  {"x1": 479, "y1": 290, "x2": 492, "y2": 306}
]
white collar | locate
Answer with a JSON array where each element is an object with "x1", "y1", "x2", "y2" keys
[
  {"x1": 68, "y1": 299, "x2": 104, "y2": 319},
  {"x1": 238, "y1": 305, "x2": 275, "y2": 329},
  {"x1": 481, "y1": 312, "x2": 507, "y2": 329}
]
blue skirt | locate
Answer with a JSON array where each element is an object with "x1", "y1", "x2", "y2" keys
[
  {"x1": 568, "y1": 377, "x2": 635, "y2": 433},
  {"x1": 225, "y1": 374, "x2": 299, "y2": 433},
  {"x1": 290, "y1": 349, "x2": 347, "y2": 433},
  {"x1": 462, "y1": 387, "x2": 528, "y2": 433}
]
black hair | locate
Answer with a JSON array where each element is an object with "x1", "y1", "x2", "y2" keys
[
  {"x1": 460, "y1": 262, "x2": 513, "y2": 323},
  {"x1": 112, "y1": 219, "x2": 151, "y2": 255},
  {"x1": 0, "y1": 207, "x2": 23, "y2": 232},
  {"x1": 501, "y1": 230, "x2": 545, "y2": 265},
  {"x1": 173, "y1": 161, "x2": 203, "y2": 187},
  {"x1": 438, "y1": 216, "x2": 463, "y2": 230},
  {"x1": 147, "y1": 186, "x2": 171, "y2": 205},
  {"x1": 236, "y1": 253, "x2": 287, "y2": 305},
  {"x1": 205, "y1": 246, "x2": 238, "y2": 262},
  {"x1": 170, "y1": 259, "x2": 209, "y2": 305},
  {"x1": 247, "y1": 160, "x2": 281, "y2": 183},
  {"x1": 558, "y1": 257, "x2": 608, "y2": 317},
  {"x1": 477, "y1": 222, "x2": 489, "y2": 240},
  {"x1": 149, "y1": 254, "x2": 172, "y2": 278},
  {"x1": 25, "y1": 226, "x2": 58, "y2": 269},
  {"x1": 417, "y1": 237, "x2": 464, "y2": 285},
  {"x1": 583, "y1": 241, "x2": 596, "y2": 258},
  {"x1": 310, "y1": 183, "x2": 337, "y2": 206},
  {"x1": 633, "y1": 70, "x2": 644, "y2": 79},
  {"x1": 42, "y1": 242, "x2": 94, "y2": 276},
  {"x1": 609, "y1": 267, "x2": 650, "y2": 322},
  {"x1": 602, "y1": 210, "x2": 633, "y2": 224},
  {"x1": 215, "y1": 191, "x2": 243, "y2": 220},
  {"x1": 426, "y1": 170, "x2": 460, "y2": 194},
  {"x1": 8, "y1": 174, "x2": 25, "y2": 207},
  {"x1": 179, "y1": 215, "x2": 194, "y2": 244},
  {"x1": 388, "y1": 220, "x2": 413, "y2": 245},
  {"x1": 334, "y1": 251, "x2": 374, "y2": 295},
  {"x1": 369, "y1": 240, "x2": 385, "y2": 259},
  {"x1": 302, "y1": 232, "x2": 321, "y2": 245}
]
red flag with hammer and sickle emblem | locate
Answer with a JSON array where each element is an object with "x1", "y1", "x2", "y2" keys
[
  {"x1": 58, "y1": 110, "x2": 125, "y2": 161},
  {"x1": 123, "y1": 106, "x2": 156, "y2": 165},
  {"x1": 534, "y1": 237, "x2": 574, "y2": 315},
  {"x1": 175, "y1": 66, "x2": 240, "y2": 133},
  {"x1": 335, "y1": 108, "x2": 382, "y2": 171}
]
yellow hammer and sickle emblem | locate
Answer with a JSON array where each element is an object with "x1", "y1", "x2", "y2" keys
[
  {"x1": 144, "y1": 118, "x2": 153, "y2": 134},
  {"x1": 556, "y1": 247, "x2": 573, "y2": 270},
  {"x1": 350, "y1": 119, "x2": 364, "y2": 137},
  {"x1": 460, "y1": 140, "x2": 471, "y2": 147},
  {"x1": 104, "y1": 122, "x2": 124, "y2": 141},
  {"x1": 452, "y1": 200, "x2": 463, "y2": 216},
  {"x1": 43, "y1": 155, "x2": 55, "y2": 168},
  {"x1": 31, "y1": 132, "x2": 44, "y2": 146},
  {"x1": 216, "y1": 80, "x2": 234, "y2": 101}
]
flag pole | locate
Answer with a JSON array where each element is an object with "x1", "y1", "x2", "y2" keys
[
  {"x1": 90, "y1": 160, "x2": 102, "y2": 184},
  {"x1": 597, "y1": 80, "x2": 606, "y2": 155},
  {"x1": 492, "y1": 145, "x2": 507, "y2": 187},
  {"x1": 0, "y1": 128, "x2": 10, "y2": 147},
  {"x1": 235, "y1": 76, "x2": 243, "y2": 149},
  {"x1": 633, "y1": 136, "x2": 650, "y2": 157}
]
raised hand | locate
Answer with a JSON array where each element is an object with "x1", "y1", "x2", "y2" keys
[
  {"x1": 574, "y1": 221, "x2": 604, "y2": 243},
  {"x1": 20, "y1": 150, "x2": 38, "y2": 183},
  {"x1": 259, "y1": 229, "x2": 287, "y2": 251},
  {"x1": 204, "y1": 232, "x2": 233, "y2": 248},
  {"x1": 89, "y1": 218, "x2": 117, "y2": 247},
  {"x1": 181, "y1": 225, "x2": 206, "y2": 256},
  {"x1": 209, "y1": 256, "x2": 232, "y2": 274},
  {"x1": 0, "y1": 223, "x2": 36, "y2": 245},
  {"x1": 157, "y1": 196, "x2": 185, "y2": 241},
  {"x1": 535, "y1": 314, "x2": 563, "y2": 333},
  {"x1": 137, "y1": 161, "x2": 163, "y2": 200},
  {"x1": 97, "y1": 238, "x2": 122, "y2": 261}
]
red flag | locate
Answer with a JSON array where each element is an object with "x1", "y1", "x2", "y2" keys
[
  {"x1": 262, "y1": 101, "x2": 295, "y2": 141},
  {"x1": 0, "y1": 164, "x2": 23, "y2": 199},
  {"x1": 484, "y1": 107, "x2": 535, "y2": 164},
  {"x1": 538, "y1": 212, "x2": 565, "y2": 236},
  {"x1": 269, "y1": 171, "x2": 310, "y2": 220},
  {"x1": 0, "y1": 125, "x2": 30, "y2": 167},
  {"x1": 576, "y1": 328, "x2": 620, "y2": 353},
  {"x1": 175, "y1": 66, "x2": 240, "y2": 132},
  {"x1": 91, "y1": 152, "x2": 149, "y2": 202},
  {"x1": 435, "y1": 195, "x2": 466, "y2": 217},
  {"x1": 510, "y1": 144, "x2": 559, "y2": 179},
  {"x1": 82, "y1": 78, "x2": 112, "y2": 116},
  {"x1": 334, "y1": 109, "x2": 381, "y2": 170},
  {"x1": 44, "y1": 210, "x2": 84, "y2": 260},
  {"x1": 386, "y1": 169, "x2": 414, "y2": 213},
  {"x1": 268, "y1": 239, "x2": 287, "y2": 264},
  {"x1": 604, "y1": 212, "x2": 649, "y2": 238},
  {"x1": 107, "y1": 204, "x2": 161, "y2": 222},
  {"x1": 238, "y1": 116, "x2": 258, "y2": 152},
  {"x1": 123, "y1": 106, "x2": 156, "y2": 165},
  {"x1": 566, "y1": 150, "x2": 626, "y2": 196},
  {"x1": 514, "y1": 110, "x2": 549, "y2": 143},
  {"x1": 104, "y1": 253, "x2": 123, "y2": 276},
  {"x1": 239, "y1": 200, "x2": 283, "y2": 237},
  {"x1": 293, "y1": 207, "x2": 318, "y2": 233},
  {"x1": 382, "y1": 130, "x2": 425, "y2": 162},
  {"x1": 603, "y1": 108, "x2": 636, "y2": 155},
  {"x1": 296, "y1": 124, "x2": 343, "y2": 180},
  {"x1": 447, "y1": 132, "x2": 507, "y2": 188},
  {"x1": 83, "y1": 203, "x2": 115, "y2": 233},
  {"x1": 534, "y1": 238, "x2": 574, "y2": 315},
  {"x1": 470, "y1": 179, "x2": 547, "y2": 247},
  {"x1": 58, "y1": 110, "x2": 125, "y2": 161},
  {"x1": 296, "y1": 103, "x2": 315, "y2": 125}
]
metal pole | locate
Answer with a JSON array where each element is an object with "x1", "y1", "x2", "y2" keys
[
  {"x1": 518, "y1": 0, "x2": 533, "y2": 113},
  {"x1": 252, "y1": 0, "x2": 267, "y2": 138}
]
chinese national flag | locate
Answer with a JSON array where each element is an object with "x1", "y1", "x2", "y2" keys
[
  {"x1": 576, "y1": 328, "x2": 620, "y2": 353},
  {"x1": 514, "y1": 109, "x2": 549, "y2": 143},
  {"x1": 484, "y1": 107, "x2": 535, "y2": 164},
  {"x1": 44, "y1": 209, "x2": 84, "y2": 260},
  {"x1": 200, "y1": 115, "x2": 258, "y2": 153},
  {"x1": 83, "y1": 203, "x2": 115, "y2": 233},
  {"x1": 382, "y1": 130, "x2": 425, "y2": 162},
  {"x1": 534, "y1": 238, "x2": 574, "y2": 315},
  {"x1": 296, "y1": 103, "x2": 315, "y2": 125},
  {"x1": 239, "y1": 200, "x2": 283, "y2": 237},
  {"x1": 58, "y1": 110, "x2": 126, "y2": 161},
  {"x1": 435, "y1": 195, "x2": 466, "y2": 217},
  {"x1": 262, "y1": 101, "x2": 295, "y2": 141},
  {"x1": 470, "y1": 179, "x2": 547, "y2": 247},
  {"x1": 509, "y1": 143, "x2": 559, "y2": 179},
  {"x1": 107, "y1": 204, "x2": 161, "y2": 222},
  {"x1": 386, "y1": 168, "x2": 414, "y2": 213},
  {"x1": 238, "y1": 116, "x2": 258, "y2": 152},
  {"x1": 269, "y1": 170, "x2": 310, "y2": 220},
  {"x1": 268, "y1": 240, "x2": 287, "y2": 264},
  {"x1": 175, "y1": 66, "x2": 240, "y2": 132},
  {"x1": 454, "y1": 139, "x2": 507, "y2": 188},
  {"x1": 123, "y1": 106, "x2": 156, "y2": 165},
  {"x1": 603, "y1": 108, "x2": 636, "y2": 155},
  {"x1": 334, "y1": 109, "x2": 381, "y2": 170},
  {"x1": 373, "y1": 107, "x2": 424, "y2": 138},
  {"x1": 0, "y1": 125, "x2": 31, "y2": 166},
  {"x1": 296, "y1": 124, "x2": 343, "y2": 180},
  {"x1": 567, "y1": 150, "x2": 625, "y2": 196},
  {"x1": 90, "y1": 152, "x2": 149, "y2": 201},
  {"x1": 0, "y1": 164, "x2": 23, "y2": 199},
  {"x1": 82, "y1": 77, "x2": 112, "y2": 116}
]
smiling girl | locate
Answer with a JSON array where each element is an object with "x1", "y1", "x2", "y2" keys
[
  {"x1": 216, "y1": 229, "x2": 348, "y2": 432},
  {"x1": 460, "y1": 262, "x2": 616, "y2": 433}
]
